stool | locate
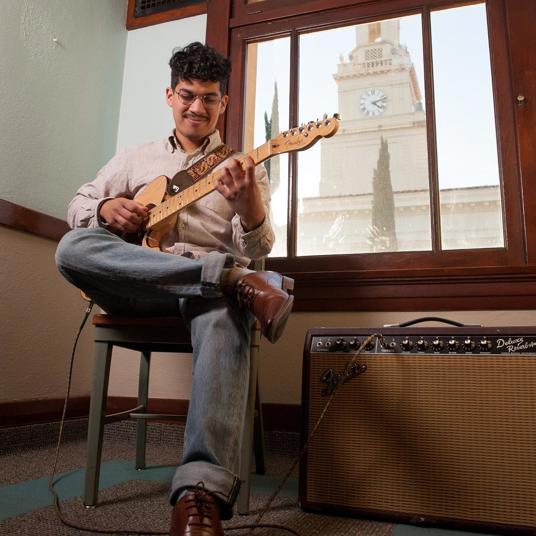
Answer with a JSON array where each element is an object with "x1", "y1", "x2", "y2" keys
[{"x1": 84, "y1": 313, "x2": 265, "y2": 515}]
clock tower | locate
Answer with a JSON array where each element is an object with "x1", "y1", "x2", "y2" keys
[{"x1": 319, "y1": 19, "x2": 428, "y2": 196}]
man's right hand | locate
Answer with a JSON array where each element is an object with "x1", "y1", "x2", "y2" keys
[{"x1": 99, "y1": 198, "x2": 148, "y2": 233}]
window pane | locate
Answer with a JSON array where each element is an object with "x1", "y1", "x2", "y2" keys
[
  {"x1": 297, "y1": 16, "x2": 432, "y2": 256},
  {"x1": 431, "y1": 3, "x2": 504, "y2": 249},
  {"x1": 243, "y1": 39, "x2": 290, "y2": 257}
]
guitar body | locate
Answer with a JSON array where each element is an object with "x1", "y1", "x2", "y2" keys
[{"x1": 130, "y1": 175, "x2": 176, "y2": 251}]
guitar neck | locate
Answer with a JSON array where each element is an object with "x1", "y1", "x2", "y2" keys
[
  {"x1": 146, "y1": 142, "x2": 272, "y2": 230},
  {"x1": 145, "y1": 115, "x2": 340, "y2": 230}
]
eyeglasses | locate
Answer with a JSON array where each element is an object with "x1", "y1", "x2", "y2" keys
[{"x1": 174, "y1": 89, "x2": 222, "y2": 109}]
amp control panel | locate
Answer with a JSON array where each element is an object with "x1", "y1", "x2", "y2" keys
[{"x1": 311, "y1": 333, "x2": 536, "y2": 355}]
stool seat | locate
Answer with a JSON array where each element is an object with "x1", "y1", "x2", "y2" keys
[{"x1": 84, "y1": 312, "x2": 265, "y2": 515}]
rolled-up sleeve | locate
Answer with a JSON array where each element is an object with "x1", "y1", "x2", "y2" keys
[{"x1": 67, "y1": 150, "x2": 131, "y2": 229}]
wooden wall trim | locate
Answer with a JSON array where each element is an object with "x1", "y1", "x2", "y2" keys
[
  {"x1": 0, "y1": 199, "x2": 69, "y2": 242},
  {"x1": 0, "y1": 396, "x2": 301, "y2": 433},
  {"x1": 0, "y1": 396, "x2": 90, "y2": 428}
]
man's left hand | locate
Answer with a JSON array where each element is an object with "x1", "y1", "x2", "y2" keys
[{"x1": 216, "y1": 156, "x2": 266, "y2": 231}]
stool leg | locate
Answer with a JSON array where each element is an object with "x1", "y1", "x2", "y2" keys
[
  {"x1": 84, "y1": 340, "x2": 112, "y2": 507},
  {"x1": 237, "y1": 325, "x2": 262, "y2": 515},
  {"x1": 136, "y1": 351, "x2": 151, "y2": 470},
  {"x1": 253, "y1": 378, "x2": 266, "y2": 475}
]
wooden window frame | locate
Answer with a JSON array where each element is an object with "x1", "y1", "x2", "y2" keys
[
  {"x1": 208, "y1": 0, "x2": 536, "y2": 312},
  {"x1": 126, "y1": 0, "x2": 207, "y2": 30}
]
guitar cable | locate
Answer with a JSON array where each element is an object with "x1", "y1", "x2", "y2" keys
[{"x1": 49, "y1": 302, "x2": 379, "y2": 535}]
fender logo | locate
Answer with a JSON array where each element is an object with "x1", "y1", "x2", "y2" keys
[{"x1": 320, "y1": 362, "x2": 367, "y2": 396}]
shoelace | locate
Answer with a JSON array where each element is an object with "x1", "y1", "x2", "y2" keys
[
  {"x1": 191, "y1": 482, "x2": 212, "y2": 522},
  {"x1": 236, "y1": 282, "x2": 257, "y2": 309}
]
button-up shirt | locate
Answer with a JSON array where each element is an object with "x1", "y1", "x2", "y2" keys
[{"x1": 67, "y1": 130, "x2": 275, "y2": 266}]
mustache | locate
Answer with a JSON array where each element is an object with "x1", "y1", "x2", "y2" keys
[{"x1": 183, "y1": 111, "x2": 209, "y2": 120}]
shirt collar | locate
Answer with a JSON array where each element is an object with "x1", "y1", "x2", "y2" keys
[{"x1": 166, "y1": 130, "x2": 223, "y2": 155}]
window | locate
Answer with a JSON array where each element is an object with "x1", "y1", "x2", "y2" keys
[{"x1": 218, "y1": 0, "x2": 536, "y2": 311}]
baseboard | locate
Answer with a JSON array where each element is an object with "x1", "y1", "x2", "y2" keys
[
  {"x1": 0, "y1": 396, "x2": 91, "y2": 428},
  {"x1": 0, "y1": 198, "x2": 69, "y2": 241},
  {"x1": 0, "y1": 396, "x2": 301, "y2": 433}
]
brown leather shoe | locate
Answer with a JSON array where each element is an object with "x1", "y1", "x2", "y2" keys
[
  {"x1": 170, "y1": 484, "x2": 223, "y2": 536},
  {"x1": 236, "y1": 271, "x2": 294, "y2": 343}
]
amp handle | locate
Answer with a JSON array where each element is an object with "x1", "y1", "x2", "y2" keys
[{"x1": 385, "y1": 316, "x2": 482, "y2": 328}]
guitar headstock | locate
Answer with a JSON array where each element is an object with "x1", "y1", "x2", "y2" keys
[{"x1": 270, "y1": 114, "x2": 340, "y2": 155}]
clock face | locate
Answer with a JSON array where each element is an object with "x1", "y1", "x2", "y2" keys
[{"x1": 360, "y1": 88, "x2": 387, "y2": 117}]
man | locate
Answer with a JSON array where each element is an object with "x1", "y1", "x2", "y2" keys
[{"x1": 55, "y1": 42, "x2": 293, "y2": 536}]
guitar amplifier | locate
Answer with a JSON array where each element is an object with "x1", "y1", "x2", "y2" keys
[{"x1": 300, "y1": 318, "x2": 536, "y2": 535}]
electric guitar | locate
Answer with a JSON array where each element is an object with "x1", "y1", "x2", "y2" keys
[{"x1": 134, "y1": 114, "x2": 340, "y2": 250}]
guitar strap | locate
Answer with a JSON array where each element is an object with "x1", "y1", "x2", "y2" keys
[{"x1": 168, "y1": 143, "x2": 235, "y2": 195}]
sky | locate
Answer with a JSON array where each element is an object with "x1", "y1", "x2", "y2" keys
[{"x1": 247, "y1": 2, "x2": 500, "y2": 225}]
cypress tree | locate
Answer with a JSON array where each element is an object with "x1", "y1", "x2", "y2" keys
[{"x1": 370, "y1": 136, "x2": 398, "y2": 251}]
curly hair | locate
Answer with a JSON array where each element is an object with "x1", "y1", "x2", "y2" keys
[{"x1": 169, "y1": 42, "x2": 231, "y2": 95}]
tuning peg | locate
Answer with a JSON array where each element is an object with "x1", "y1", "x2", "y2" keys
[
  {"x1": 333, "y1": 112, "x2": 340, "y2": 119},
  {"x1": 323, "y1": 113, "x2": 328, "y2": 120}
]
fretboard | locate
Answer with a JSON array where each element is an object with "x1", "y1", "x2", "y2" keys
[{"x1": 146, "y1": 141, "x2": 272, "y2": 230}]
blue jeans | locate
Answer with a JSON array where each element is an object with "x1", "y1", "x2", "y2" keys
[{"x1": 55, "y1": 228, "x2": 253, "y2": 518}]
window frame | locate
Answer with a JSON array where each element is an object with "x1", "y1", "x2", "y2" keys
[{"x1": 207, "y1": 0, "x2": 536, "y2": 312}]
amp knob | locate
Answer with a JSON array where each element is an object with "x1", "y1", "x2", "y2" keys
[
  {"x1": 401, "y1": 338, "x2": 413, "y2": 351},
  {"x1": 334, "y1": 338, "x2": 347, "y2": 350},
  {"x1": 463, "y1": 338, "x2": 475, "y2": 352},
  {"x1": 447, "y1": 338, "x2": 459, "y2": 351},
  {"x1": 479, "y1": 338, "x2": 492, "y2": 352},
  {"x1": 364, "y1": 339, "x2": 375, "y2": 351},
  {"x1": 349, "y1": 337, "x2": 360, "y2": 349},
  {"x1": 416, "y1": 338, "x2": 429, "y2": 351},
  {"x1": 431, "y1": 338, "x2": 444, "y2": 351}
]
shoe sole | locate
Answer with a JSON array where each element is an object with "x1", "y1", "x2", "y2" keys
[
  {"x1": 281, "y1": 275, "x2": 294, "y2": 293},
  {"x1": 265, "y1": 293, "x2": 294, "y2": 343}
]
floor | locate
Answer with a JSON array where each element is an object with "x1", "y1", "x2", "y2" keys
[{"x1": 0, "y1": 420, "x2": 500, "y2": 535}]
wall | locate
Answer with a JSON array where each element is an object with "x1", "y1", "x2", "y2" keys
[
  {"x1": 116, "y1": 14, "x2": 207, "y2": 149},
  {"x1": 0, "y1": 0, "x2": 127, "y2": 219},
  {"x1": 0, "y1": 226, "x2": 93, "y2": 403},
  {"x1": 0, "y1": 0, "x2": 127, "y2": 405}
]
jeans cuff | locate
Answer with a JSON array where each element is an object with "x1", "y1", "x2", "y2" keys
[
  {"x1": 169, "y1": 460, "x2": 241, "y2": 520},
  {"x1": 200, "y1": 251, "x2": 235, "y2": 297}
]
